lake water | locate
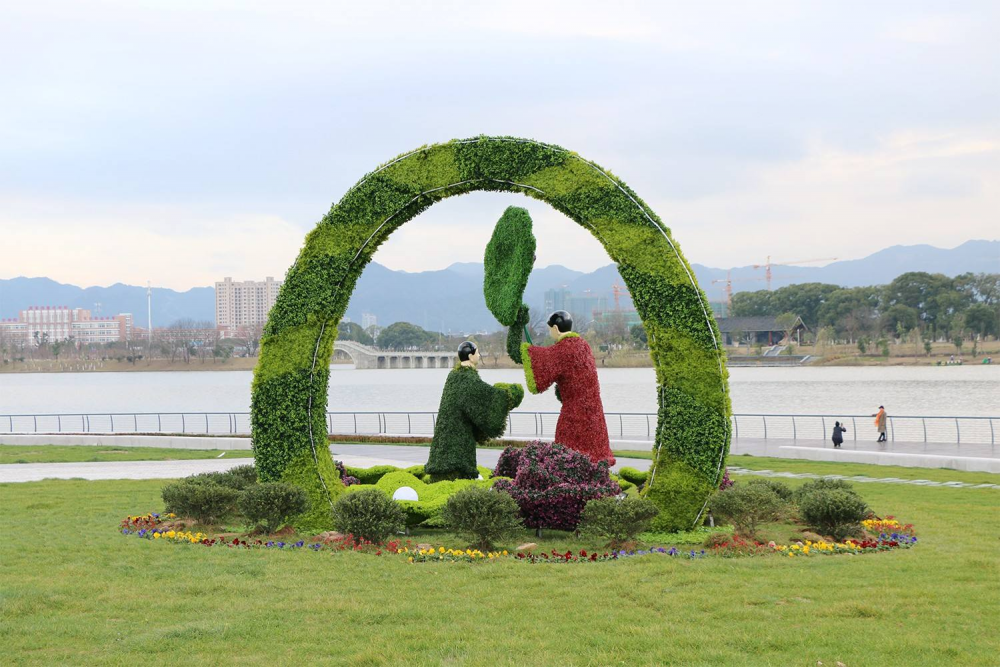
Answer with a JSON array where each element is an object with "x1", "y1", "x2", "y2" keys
[{"x1": 0, "y1": 366, "x2": 997, "y2": 417}]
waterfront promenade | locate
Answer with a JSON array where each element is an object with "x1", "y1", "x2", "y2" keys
[{"x1": 2, "y1": 437, "x2": 999, "y2": 484}]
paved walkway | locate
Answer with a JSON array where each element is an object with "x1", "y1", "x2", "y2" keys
[
  {"x1": 728, "y1": 437, "x2": 999, "y2": 473},
  {"x1": 1, "y1": 444, "x2": 996, "y2": 489}
]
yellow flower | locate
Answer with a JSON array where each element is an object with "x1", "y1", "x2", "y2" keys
[
  {"x1": 166, "y1": 531, "x2": 175, "y2": 539},
  {"x1": 408, "y1": 557, "x2": 413, "y2": 563},
  {"x1": 439, "y1": 547, "x2": 445, "y2": 553},
  {"x1": 502, "y1": 550, "x2": 508, "y2": 556}
]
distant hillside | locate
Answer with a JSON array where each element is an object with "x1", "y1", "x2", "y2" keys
[
  {"x1": 2, "y1": 240, "x2": 995, "y2": 333},
  {"x1": 690, "y1": 240, "x2": 999, "y2": 300}
]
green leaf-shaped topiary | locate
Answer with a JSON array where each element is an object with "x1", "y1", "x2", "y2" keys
[{"x1": 484, "y1": 206, "x2": 536, "y2": 326}]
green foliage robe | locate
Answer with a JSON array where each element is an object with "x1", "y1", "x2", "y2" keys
[{"x1": 426, "y1": 365, "x2": 523, "y2": 479}]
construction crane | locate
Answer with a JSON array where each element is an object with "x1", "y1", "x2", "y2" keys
[
  {"x1": 611, "y1": 283, "x2": 630, "y2": 311},
  {"x1": 711, "y1": 271, "x2": 766, "y2": 308},
  {"x1": 753, "y1": 256, "x2": 838, "y2": 291}
]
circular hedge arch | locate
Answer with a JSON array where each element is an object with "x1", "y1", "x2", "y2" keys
[{"x1": 251, "y1": 136, "x2": 731, "y2": 532}]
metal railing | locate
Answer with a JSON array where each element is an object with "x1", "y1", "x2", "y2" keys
[{"x1": 0, "y1": 411, "x2": 996, "y2": 446}]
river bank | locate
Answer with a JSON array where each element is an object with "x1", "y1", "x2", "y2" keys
[{"x1": 2, "y1": 341, "x2": 995, "y2": 373}]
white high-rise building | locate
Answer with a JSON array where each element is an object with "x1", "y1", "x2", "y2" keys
[
  {"x1": 361, "y1": 312, "x2": 378, "y2": 330},
  {"x1": 215, "y1": 277, "x2": 282, "y2": 333}
]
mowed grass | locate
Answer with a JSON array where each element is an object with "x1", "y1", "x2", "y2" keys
[
  {"x1": 1, "y1": 476, "x2": 998, "y2": 665},
  {"x1": 0, "y1": 445, "x2": 253, "y2": 464},
  {"x1": 614, "y1": 450, "x2": 1000, "y2": 485}
]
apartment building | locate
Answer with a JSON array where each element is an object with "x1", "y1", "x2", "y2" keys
[
  {"x1": 215, "y1": 277, "x2": 282, "y2": 335},
  {"x1": 0, "y1": 306, "x2": 132, "y2": 346}
]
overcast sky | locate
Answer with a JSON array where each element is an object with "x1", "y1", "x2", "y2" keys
[{"x1": 1, "y1": 1, "x2": 997, "y2": 289}]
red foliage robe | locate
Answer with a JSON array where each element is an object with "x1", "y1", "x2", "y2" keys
[{"x1": 521, "y1": 333, "x2": 614, "y2": 465}]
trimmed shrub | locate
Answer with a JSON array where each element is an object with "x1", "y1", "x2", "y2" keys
[
  {"x1": 745, "y1": 478, "x2": 793, "y2": 502},
  {"x1": 579, "y1": 496, "x2": 660, "y2": 549},
  {"x1": 161, "y1": 481, "x2": 239, "y2": 525},
  {"x1": 225, "y1": 464, "x2": 259, "y2": 489},
  {"x1": 344, "y1": 465, "x2": 402, "y2": 486},
  {"x1": 442, "y1": 487, "x2": 523, "y2": 551},
  {"x1": 491, "y1": 441, "x2": 621, "y2": 531},
  {"x1": 184, "y1": 468, "x2": 256, "y2": 491},
  {"x1": 799, "y1": 490, "x2": 870, "y2": 541},
  {"x1": 617, "y1": 467, "x2": 649, "y2": 488},
  {"x1": 793, "y1": 478, "x2": 856, "y2": 503},
  {"x1": 238, "y1": 482, "x2": 310, "y2": 533},
  {"x1": 331, "y1": 488, "x2": 405, "y2": 543},
  {"x1": 709, "y1": 484, "x2": 785, "y2": 538}
]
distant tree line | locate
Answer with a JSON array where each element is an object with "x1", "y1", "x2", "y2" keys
[{"x1": 730, "y1": 272, "x2": 999, "y2": 344}]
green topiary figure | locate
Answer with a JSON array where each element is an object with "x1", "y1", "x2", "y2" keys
[{"x1": 425, "y1": 341, "x2": 524, "y2": 480}]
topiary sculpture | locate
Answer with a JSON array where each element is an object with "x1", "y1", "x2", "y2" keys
[{"x1": 251, "y1": 136, "x2": 731, "y2": 532}]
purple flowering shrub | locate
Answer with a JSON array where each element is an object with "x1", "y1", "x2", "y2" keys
[
  {"x1": 719, "y1": 468, "x2": 733, "y2": 490},
  {"x1": 492, "y1": 441, "x2": 621, "y2": 531},
  {"x1": 334, "y1": 460, "x2": 360, "y2": 487}
]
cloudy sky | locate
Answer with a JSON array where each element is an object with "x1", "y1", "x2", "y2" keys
[{"x1": 1, "y1": 1, "x2": 997, "y2": 289}]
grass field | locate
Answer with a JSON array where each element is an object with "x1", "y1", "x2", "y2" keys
[
  {"x1": 614, "y1": 451, "x2": 1000, "y2": 485},
  {"x1": 0, "y1": 445, "x2": 253, "y2": 464},
  {"x1": 1, "y1": 472, "x2": 998, "y2": 665}
]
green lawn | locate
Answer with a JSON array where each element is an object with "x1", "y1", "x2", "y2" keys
[
  {"x1": 0, "y1": 445, "x2": 253, "y2": 464},
  {"x1": 1, "y1": 475, "x2": 997, "y2": 665},
  {"x1": 615, "y1": 450, "x2": 1000, "y2": 485}
]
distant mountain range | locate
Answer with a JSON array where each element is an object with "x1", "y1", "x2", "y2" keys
[{"x1": 1, "y1": 240, "x2": 996, "y2": 332}]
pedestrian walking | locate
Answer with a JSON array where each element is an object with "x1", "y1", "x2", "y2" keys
[
  {"x1": 872, "y1": 405, "x2": 887, "y2": 442},
  {"x1": 832, "y1": 421, "x2": 848, "y2": 448}
]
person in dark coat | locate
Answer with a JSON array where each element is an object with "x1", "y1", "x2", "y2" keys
[{"x1": 831, "y1": 421, "x2": 848, "y2": 448}]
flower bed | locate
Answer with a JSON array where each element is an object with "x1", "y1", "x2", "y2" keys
[{"x1": 120, "y1": 513, "x2": 917, "y2": 563}]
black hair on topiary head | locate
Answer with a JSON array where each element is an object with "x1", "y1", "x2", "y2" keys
[
  {"x1": 458, "y1": 341, "x2": 478, "y2": 361},
  {"x1": 547, "y1": 310, "x2": 573, "y2": 333}
]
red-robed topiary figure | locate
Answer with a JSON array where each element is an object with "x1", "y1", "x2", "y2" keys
[{"x1": 518, "y1": 310, "x2": 615, "y2": 465}]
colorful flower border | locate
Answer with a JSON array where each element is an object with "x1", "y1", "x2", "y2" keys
[{"x1": 121, "y1": 513, "x2": 917, "y2": 562}]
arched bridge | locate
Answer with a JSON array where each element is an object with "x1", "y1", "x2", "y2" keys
[{"x1": 334, "y1": 340, "x2": 455, "y2": 370}]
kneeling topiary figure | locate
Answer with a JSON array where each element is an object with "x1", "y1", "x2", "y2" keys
[
  {"x1": 442, "y1": 486, "x2": 523, "y2": 551},
  {"x1": 332, "y1": 488, "x2": 405, "y2": 544}
]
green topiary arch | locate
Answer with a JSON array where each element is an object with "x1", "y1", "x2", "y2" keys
[{"x1": 251, "y1": 136, "x2": 731, "y2": 532}]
